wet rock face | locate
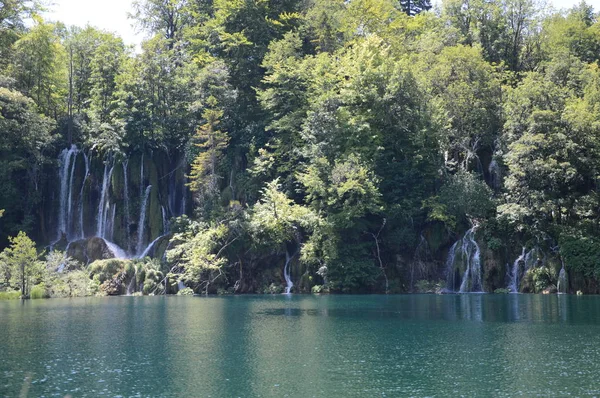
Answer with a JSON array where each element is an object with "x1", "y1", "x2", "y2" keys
[{"x1": 67, "y1": 237, "x2": 116, "y2": 264}]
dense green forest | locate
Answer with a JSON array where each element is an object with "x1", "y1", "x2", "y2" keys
[{"x1": 2, "y1": 0, "x2": 600, "y2": 298}]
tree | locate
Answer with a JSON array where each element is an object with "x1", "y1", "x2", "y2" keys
[
  {"x1": 188, "y1": 97, "x2": 230, "y2": 217},
  {"x1": 399, "y1": 0, "x2": 433, "y2": 16},
  {"x1": 9, "y1": 17, "x2": 67, "y2": 118},
  {"x1": 0, "y1": 0, "x2": 40, "y2": 71},
  {"x1": 1, "y1": 231, "x2": 42, "y2": 297},
  {"x1": 0, "y1": 86, "x2": 54, "y2": 242}
]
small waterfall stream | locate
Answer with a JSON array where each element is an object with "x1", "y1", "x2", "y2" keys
[
  {"x1": 445, "y1": 226, "x2": 483, "y2": 293},
  {"x1": 57, "y1": 145, "x2": 78, "y2": 240},
  {"x1": 136, "y1": 185, "x2": 152, "y2": 256},
  {"x1": 557, "y1": 261, "x2": 568, "y2": 294},
  {"x1": 507, "y1": 248, "x2": 536, "y2": 292},
  {"x1": 78, "y1": 151, "x2": 89, "y2": 239},
  {"x1": 123, "y1": 160, "x2": 131, "y2": 252},
  {"x1": 96, "y1": 160, "x2": 115, "y2": 238},
  {"x1": 283, "y1": 251, "x2": 293, "y2": 294}
]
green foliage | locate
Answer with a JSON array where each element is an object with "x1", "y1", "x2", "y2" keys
[
  {"x1": 177, "y1": 287, "x2": 194, "y2": 296},
  {"x1": 415, "y1": 279, "x2": 445, "y2": 293},
  {"x1": 523, "y1": 266, "x2": 555, "y2": 293},
  {"x1": 8, "y1": 0, "x2": 600, "y2": 295},
  {"x1": 0, "y1": 290, "x2": 21, "y2": 300},
  {"x1": 1, "y1": 231, "x2": 42, "y2": 297},
  {"x1": 30, "y1": 284, "x2": 48, "y2": 299},
  {"x1": 560, "y1": 234, "x2": 600, "y2": 279}
]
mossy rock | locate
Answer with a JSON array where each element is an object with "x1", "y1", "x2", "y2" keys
[{"x1": 67, "y1": 237, "x2": 116, "y2": 264}]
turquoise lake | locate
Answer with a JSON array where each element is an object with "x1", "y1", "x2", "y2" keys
[{"x1": 1, "y1": 294, "x2": 600, "y2": 397}]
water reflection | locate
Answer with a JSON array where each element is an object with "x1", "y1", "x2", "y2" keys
[{"x1": 2, "y1": 295, "x2": 600, "y2": 397}]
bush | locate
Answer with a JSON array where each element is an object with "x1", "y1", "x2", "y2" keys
[
  {"x1": 30, "y1": 284, "x2": 48, "y2": 299},
  {"x1": 0, "y1": 290, "x2": 21, "y2": 300},
  {"x1": 262, "y1": 283, "x2": 284, "y2": 294},
  {"x1": 494, "y1": 288, "x2": 510, "y2": 294},
  {"x1": 523, "y1": 267, "x2": 554, "y2": 293},
  {"x1": 177, "y1": 287, "x2": 194, "y2": 296},
  {"x1": 415, "y1": 279, "x2": 445, "y2": 293}
]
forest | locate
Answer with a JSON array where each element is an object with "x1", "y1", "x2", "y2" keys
[{"x1": 1, "y1": 0, "x2": 600, "y2": 298}]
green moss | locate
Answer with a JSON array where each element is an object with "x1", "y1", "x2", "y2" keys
[{"x1": 149, "y1": 185, "x2": 162, "y2": 239}]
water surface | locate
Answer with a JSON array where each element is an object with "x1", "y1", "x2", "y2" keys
[{"x1": 1, "y1": 294, "x2": 600, "y2": 397}]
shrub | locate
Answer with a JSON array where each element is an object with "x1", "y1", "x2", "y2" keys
[
  {"x1": 0, "y1": 290, "x2": 21, "y2": 300},
  {"x1": 177, "y1": 287, "x2": 194, "y2": 296},
  {"x1": 30, "y1": 284, "x2": 48, "y2": 299},
  {"x1": 262, "y1": 283, "x2": 284, "y2": 294}
]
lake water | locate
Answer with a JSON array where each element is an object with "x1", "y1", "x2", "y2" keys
[{"x1": 1, "y1": 294, "x2": 600, "y2": 397}]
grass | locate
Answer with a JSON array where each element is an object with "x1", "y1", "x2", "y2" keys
[{"x1": 0, "y1": 290, "x2": 21, "y2": 300}]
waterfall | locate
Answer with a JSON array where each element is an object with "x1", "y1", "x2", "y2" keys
[
  {"x1": 284, "y1": 251, "x2": 293, "y2": 294},
  {"x1": 508, "y1": 248, "x2": 526, "y2": 293},
  {"x1": 123, "y1": 160, "x2": 131, "y2": 252},
  {"x1": 78, "y1": 151, "x2": 89, "y2": 239},
  {"x1": 444, "y1": 226, "x2": 483, "y2": 293},
  {"x1": 107, "y1": 203, "x2": 116, "y2": 241},
  {"x1": 66, "y1": 150, "x2": 78, "y2": 240},
  {"x1": 126, "y1": 271, "x2": 136, "y2": 295},
  {"x1": 444, "y1": 241, "x2": 459, "y2": 291},
  {"x1": 102, "y1": 238, "x2": 129, "y2": 259},
  {"x1": 458, "y1": 228, "x2": 482, "y2": 292},
  {"x1": 138, "y1": 235, "x2": 164, "y2": 259},
  {"x1": 507, "y1": 248, "x2": 537, "y2": 292},
  {"x1": 136, "y1": 185, "x2": 152, "y2": 255},
  {"x1": 96, "y1": 159, "x2": 115, "y2": 238},
  {"x1": 57, "y1": 145, "x2": 78, "y2": 240},
  {"x1": 557, "y1": 262, "x2": 568, "y2": 294},
  {"x1": 178, "y1": 281, "x2": 185, "y2": 291},
  {"x1": 161, "y1": 206, "x2": 169, "y2": 234}
]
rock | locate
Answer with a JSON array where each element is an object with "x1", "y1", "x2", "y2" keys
[
  {"x1": 542, "y1": 285, "x2": 558, "y2": 294},
  {"x1": 67, "y1": 237, "x2": 116, "y2": 264}
]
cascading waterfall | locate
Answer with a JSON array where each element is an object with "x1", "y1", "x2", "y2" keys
[
  {"x1": 107, "y1": 204, "x2": 116, "y2": 241},
  {"x1": 123, "y1": 160, "x2": 131, "y2": 252},
  {"x1": 161, "y1": 206, "x2": 169, "y2": 234},
  {"x1": 445, "y1": 226, "x2": 483, "y2": 293},
  {"x1": 507, "y1": 248, "x2": 537, "y2": 292},
  {"x1": 103, "y1": 239, "x2": 129, "y2": 259},
  {"x1": 458, "y1": 228, "x2": 482, "y2": 292},
  {"x1": 78, "y1": 151, "x2": 89, "y2": 239},
  {"x1": 66, "y1": 150, "x2": 78, "y2": 240},
  {"x1": 557, "y1": 261, "x2": 568, "y2": 294},
  {"x1": 57, "y1": 145, "x2": 78, "y2": 240},
  {"x1": 136, "y1": 185, "x2": 152, "y2": 256},
  {"x1": 54, "y1": 147, "x2": 186, "y2": 261},
  {"x1": 96, "y1": 160, "x2": 115, "y2": 238},
  {"x1": 508, "y1": 248, "x2": 526, "y2": 293},
  {"x1": 444, "y1": 241, "x2": 459, "y2": 291},
  {"x1": 138, "y1": 235, "x2": 165, "y2": 259},
  {"x1": 126, "y1": 268, "x2": 137, "y2": 295},
  {"x1": 283, "y1": 251, "x2": 293, "y2": 294}
]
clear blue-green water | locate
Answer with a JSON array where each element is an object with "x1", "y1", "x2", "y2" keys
[{"x1": 2, "y1": 294, "x2": 600, "y2": 397}]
